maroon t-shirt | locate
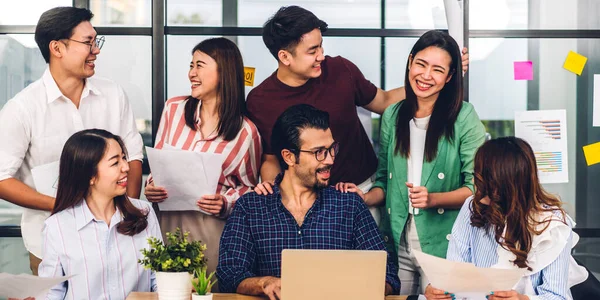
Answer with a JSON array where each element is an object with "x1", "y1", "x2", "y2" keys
[{"x1": 246, "y1": 55, "x2": 378, "y2": 185}]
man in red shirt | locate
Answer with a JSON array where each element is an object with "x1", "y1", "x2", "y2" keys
[{"x1": 248, "y1": 6, "x2": 468, "y2": 219}]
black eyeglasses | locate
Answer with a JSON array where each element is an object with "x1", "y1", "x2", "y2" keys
[
  {"x1": 63, "y1": 36, "x2": 105, "y2": 53},
  {"x1": 297, "y1": 141, "x2": 339, "y2": 162}
]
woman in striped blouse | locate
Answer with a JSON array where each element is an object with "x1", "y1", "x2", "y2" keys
[
  {"x1": 38, "y1": 129, "x2": 162, "y2": 299},
  {"x1": 144, "y1": 37, "x2": 261, "y2": 283},
  {"x1": 425, "y1": 137, "x2": 587, "y2": 300}
]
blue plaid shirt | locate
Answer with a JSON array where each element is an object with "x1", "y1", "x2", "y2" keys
[{"x1": 217, "y1": 175, "x2": 400, "y2": 294}]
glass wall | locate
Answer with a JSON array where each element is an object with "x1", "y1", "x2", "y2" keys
[
  {"x1": 0, "y1": 0, "x2": 155, "y2": 279},
  {"x1": 1, "y1": 0, "x2": 599, "y2": 279}
]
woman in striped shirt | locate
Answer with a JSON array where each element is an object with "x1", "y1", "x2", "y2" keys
[
  {"x1": 144, "y1": 37, "x2": 261, "y2": 283},
  {"x1": 38, "y1": 129, "x2": 162, "y2": 299},
  {"x1": 425, "y1": 137, "x2": 587, "y2": 300}
]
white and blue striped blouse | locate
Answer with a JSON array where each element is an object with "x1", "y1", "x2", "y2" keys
[
  {"x1": 447, "y1": 197, "x2": 587, "y2": 300},
  {"x1": 38, "y1": 199, "x2": 162, "y2": 300}
]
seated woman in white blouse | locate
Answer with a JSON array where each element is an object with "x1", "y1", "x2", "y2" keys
[
  {"x1": 425, "y1": 137, "x2": 588, "y2": 300},
  {"x1": 38, "y1": 129, "x2": 162, "y2": 299}
]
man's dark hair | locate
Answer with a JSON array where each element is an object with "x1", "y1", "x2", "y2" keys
[
  {"x1": 35, "y1": 6, "x2": 94, "y2": 63},
  {"x1": 271, "y1": 104, "x2": 330, "y2": 170},
  {"x1": 262, "y1": 6, "x2": 328, "y2": 60}
]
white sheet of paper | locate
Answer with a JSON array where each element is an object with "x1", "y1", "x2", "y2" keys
[
  {"x1": 444, "y1": 0, "x2": 464, "y2": 51},
  {"x1": 31, "y1": 161, "x2": 60, "y2": 197},
  {"x1": 0, "y1": 273, "x2": 72, "y2": 298},
  {"x1": 413, "y1": 250, "x2": 525, "y2": 299},
  {"x1": 146, "y1": 147, "x2": 225, "y2": 212},
  {"x1": 515, "y1": 110, "x2": 569, "y2": 183},
  {"x1": 593, "y1": 74, "x2": 600, "y2": 126}
]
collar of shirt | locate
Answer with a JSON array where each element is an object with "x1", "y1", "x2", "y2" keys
[
  {"x1": 42, "y1": 67, "x2": 102, "y2": 104},
  {"x1": 74, "y1": 199, "x2": 124, "y2": 231},
  {"x1": 269, "y1": 173, "x2": 325, "y2": 222}
]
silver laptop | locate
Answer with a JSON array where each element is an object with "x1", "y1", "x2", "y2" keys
[{"x1": 281, "y1": 249, "x2": 387, "y2": 300}]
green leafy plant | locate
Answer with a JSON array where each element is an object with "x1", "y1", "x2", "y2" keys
[
  {"x1": 191, "y1": 266, "x2": 217, "y2": 295},
  {"x1": 138, "y1": 227, "x2": 207, "y2": 273}
]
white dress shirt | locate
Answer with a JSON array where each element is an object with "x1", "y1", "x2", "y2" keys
[
  {"x1": 407, "y1": 115, "x2": 430, "y2": 215},
  {"x1": 0, "y1": 68, "x2": 144, "y2": 258},
  {"x1": 38, "y1": 198, "x2": 161, "y2": 300}
]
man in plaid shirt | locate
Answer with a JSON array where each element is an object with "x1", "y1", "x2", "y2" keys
[{"x1": 217, "y1": 104, "x2": 400, "y2": 299}]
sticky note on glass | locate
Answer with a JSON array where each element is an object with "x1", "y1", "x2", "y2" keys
[
  {"x1": 514, "y1": 61, "x2": 533, "y2": 80},
  {"x1": 244, "y1": 67, "x2": 255, "y2": 86},
  {"x1": 563, "y1": 51, "x2": 587, "y2": 75},
  {"x1": 583, "y1": 142, "x2": 600, "y2": 166}
]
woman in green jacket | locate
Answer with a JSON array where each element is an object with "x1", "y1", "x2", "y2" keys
[{"x1": 337, "y1": 30, "x2": 486, "y2": 294}]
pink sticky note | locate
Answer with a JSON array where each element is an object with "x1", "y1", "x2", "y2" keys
[{"x1": 514, "y1": 61, "x2": 533, "y2": 80}]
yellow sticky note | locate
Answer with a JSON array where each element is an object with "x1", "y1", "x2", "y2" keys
[
  {"x1": 583, "y1": 141, "x2": 600, "y2": 166},
  {"x1": 563, "y1": 51, "x2": 587, "y2": 76},
  {"x1": 244, "y1": 66, "x2": 255, "y2": 86}
]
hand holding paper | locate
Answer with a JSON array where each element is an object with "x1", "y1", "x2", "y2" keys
[
  {"x1": 197, "y1": 194, "x2": 225, "y2": 215},
  {"x1": 413, "y1": 250, "x2": 525, "y2": 299},
  {"x1": 145, "y1": 147, "x2": 225, "y2": 213},
  {"x1": 0, "y1": 273, "x2": 72, "y2": 299}
]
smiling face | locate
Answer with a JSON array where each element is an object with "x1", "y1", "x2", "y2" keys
[
  {"x1": 408, "y1": 46, "x2": 454, "y2": 102},
  {"x1": 188, "y1": 50, "x2": 219, "y2": 100},
  {"x1": 292, "y1": 127, "x2": 335, "y2": 189},
  {"x1": 89, "y1": 138, "x2": 129, "y2": 200},
  {"x1": 282, "y1": 28, "x2": 325, "y2": 80},
  {"x1": 59, "y1": 21, "x2": 100, "y2": 79}
]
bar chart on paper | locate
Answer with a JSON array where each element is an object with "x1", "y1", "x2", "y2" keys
[{"x1": 515, "y1": 110, "x2": 568, "y2": 184}]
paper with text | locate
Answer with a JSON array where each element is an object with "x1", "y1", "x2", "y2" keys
[
  {"x1": 146, "y1": 147, "x2": 225, "y2": 212},
  {"x1": 244, "y1": 66, "x2": 256, "y2": 86}
]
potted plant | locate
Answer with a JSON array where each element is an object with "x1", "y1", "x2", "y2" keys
[
  {"x1": 139, "y1": 228, "x2": 207, "y2": 300},
  {"x1": 191, "y1": 265, "x2": 217, "y2": 300}
]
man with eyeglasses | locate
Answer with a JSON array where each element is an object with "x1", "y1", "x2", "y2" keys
[
  {"x1": 217, "y1": 104, "x2": 400, "y2": 299},
  {"x1": 0, "y1": 6, "x2": 144, "y2": 275}
]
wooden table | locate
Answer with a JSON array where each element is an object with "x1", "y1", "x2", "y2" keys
[{"x1": 127, "y1": 292, "x2": 408, "y2": 300}]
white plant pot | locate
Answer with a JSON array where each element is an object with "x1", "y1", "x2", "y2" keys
[
  {"x1": 192, "y1": 293, "x2": 213, "y2": 300},
  {"x1": 155, "y1": 271, "x2": 193, "y2": 300}
]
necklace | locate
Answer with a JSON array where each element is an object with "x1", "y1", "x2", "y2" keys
[
  {"x1": 202, "y1": 125, "x2": 218, "y2": 139},
  {"x1": 195, "y1": 118, "x2": 218, "y2": 139}
]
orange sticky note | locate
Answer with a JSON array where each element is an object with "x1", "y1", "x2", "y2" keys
[
  {"x1": 583, "y1": 141, "x2": 600, "y2": 166},
  {"x1": 563, "y1": 51, "x2": 587, "y2": 76},
  {"x1": 244, "y1": 66, "x2": 255, "y2": 86}
]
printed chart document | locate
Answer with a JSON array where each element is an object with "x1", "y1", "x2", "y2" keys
[
  {"x1": 0, "y1": 273, "x2": 72, "y2": 298},
  {"x1": 31, "y1": 161, "x2": 60, "y2": 198},
  {"x1": 146, "y1": 147, "x2": 225, "y2": 213},
  {"x1": 515, "y1": 110, "x2": 569, "y2": 183},
  {"x1": 413, "y1": 250, "x2": 525, "y2": 300}
]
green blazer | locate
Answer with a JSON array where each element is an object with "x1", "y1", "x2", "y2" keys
[{"x1": 373, "y1": 101, "x2": 486, "y2": 259}]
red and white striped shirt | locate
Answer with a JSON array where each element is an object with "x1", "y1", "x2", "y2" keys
[{"x1": 151, "y1": 96, "x2": 261, "y2": 217}]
